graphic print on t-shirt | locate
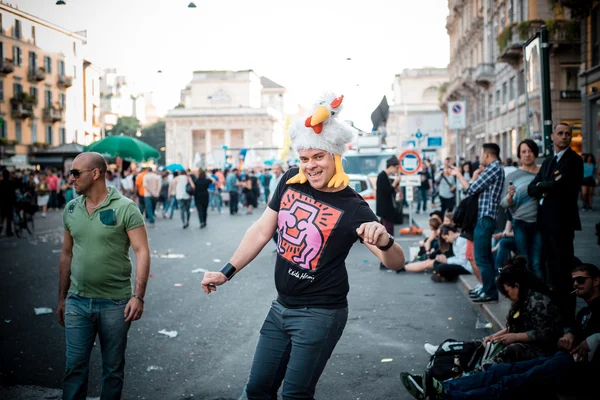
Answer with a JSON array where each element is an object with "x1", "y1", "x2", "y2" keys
[{"x1": 277, "y1": 188, "x2": 343, "y2": 270}]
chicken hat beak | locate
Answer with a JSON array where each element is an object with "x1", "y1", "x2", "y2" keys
[{"x1": 310, "y1": 105, "x2": 330, "y2": 126}]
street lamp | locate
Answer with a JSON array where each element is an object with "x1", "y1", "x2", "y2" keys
[{"x1": 56, "y1": 0, "x2": 66, "y2": 5}]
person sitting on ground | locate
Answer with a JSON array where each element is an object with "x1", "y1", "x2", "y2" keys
[
  {"x1": 403, "y1": 224, "x2": 472, "y2": 282},
  {"x1": 400, "y1": 263, "x2": 600, "y2": 400},
  {"x1": 443, "y1": 211, "x2": 454, "y2": 226},
  {"x1": 415, "y1": 217, "x2": 443, "y2": 261},
  {"x1": 477, "y1": 256, "x2": 562, "y2": 369},
  {"x1": 429, "y1": 210, "x2": 443, "y2": 224}
]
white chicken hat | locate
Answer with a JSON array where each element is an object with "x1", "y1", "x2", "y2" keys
[
  {"x1": 286, "y1": 92, "x2": 354, "y2": 188},
  {"x1": 290, "y1": 93, "x2": 354, "y2": 155}
]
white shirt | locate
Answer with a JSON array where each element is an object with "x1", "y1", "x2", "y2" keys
[
  {"x1": 175, "y1": 175, "x2": 191, "y2": 200},
  {"x1": 555, "y1": 148, "x2": 567, "y2": 163},
  {"x1": 446, "y1": 236, "x2": 472, "y2": 273},
  {"x1": 106, "y1": 177, "x2": 122, "y2": 194},
  {"x1": 122, "y1": 175, "x2": 134, "y2": 191}
]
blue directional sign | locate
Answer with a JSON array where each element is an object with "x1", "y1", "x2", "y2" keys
[
  {"x1": 427, "y1": 137, "x2": 443, "y2": 148},
  {"x1": 415, "y1": 129, "x2": 423, "y2": 139}
]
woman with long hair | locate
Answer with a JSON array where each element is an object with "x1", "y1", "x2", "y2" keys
[
  {"x1": 500, "y1": 139, "x2": 543, "y2": 279},
  {"x1": 481, "y1": 256, "x2": 562, "y2": 369},
  {"x1": 582, "y1": 153, "x2": 598, "y2": 211}
]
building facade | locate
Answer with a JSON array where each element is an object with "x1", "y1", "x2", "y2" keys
[
  {"x1": 0, "y1": 2, "x2": 100, "y2": 167},
  {"x1": 442, "y1": 0, "x2": 582, "y2": 162},
  {"x1": 387, "y1": 68, "x2": 449, "y2": 162},
  {"x1": 581, "y1": 1, "x2": 600, "y2": 161},
  {"x1": 165, "y1": 70, "x2": 294, "y2": 169},
  {"x1": 99, "y1": 68, "x2": 159, "y2": 133}
]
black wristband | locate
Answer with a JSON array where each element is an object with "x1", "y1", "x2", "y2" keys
[
  {"x1": 132, "y1": 294, "x2": 144, "y2": 303},
  {"x1": 220, "y1": 263, "x2": 237, "y2": 280},
  {"x1": 377, "y1": 234, "x2": 395, "y2": 251}
]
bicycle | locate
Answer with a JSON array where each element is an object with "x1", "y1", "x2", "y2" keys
[{"x1": 12, "y1": 194, "x2": 37, "y2": 238}]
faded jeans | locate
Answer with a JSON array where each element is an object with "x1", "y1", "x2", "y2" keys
[
  {"x1": 63, "y1": 293, "x2": 131, "y2": 400},
  {"x1": 143, "y1": 196, "x2": 157, "y2": 224},
  {"x1": 242, "y1": 300, "x2": 348, "y2": 400},
  {"x1": 178, "y1": 198, "x2": 191, "y2": 225},
  {"x1": 474, "y1": 216, "x2": 497, "y2": 298},
  {"x1": 209, "y1": 190, "x2": 222, "y2": 213},
  {"x1": 512, "y1": 219, "x2": 543, "y2": 280}
]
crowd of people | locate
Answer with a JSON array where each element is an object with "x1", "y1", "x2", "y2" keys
[{"x1": 395, "y1": 122, "x2": 600, "y2": 399}]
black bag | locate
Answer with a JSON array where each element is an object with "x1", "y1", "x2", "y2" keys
[
  {"x1": 185, "y1": 182, "x2": 194, "y2": 196},
  {"x1": 426, "y1": 339, "x2": 484, "y2": 381},
  {"x1": 453, "y1": 193, "x2": 479, "y2": 233}
]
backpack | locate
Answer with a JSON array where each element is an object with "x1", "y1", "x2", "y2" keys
[
  {"x1": 453, "y1": 193, "x2": 479, "y2": 234},
  {"x1": 185, "y1": 182, "x2": 194, "y2": 196},
  {"x1": 426, "y1": 339, "x2": 484, "y2": 381}
]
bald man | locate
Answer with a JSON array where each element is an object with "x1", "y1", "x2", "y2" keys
[{"x1": 56, "y1": 152, "x2": 151, "y2": 400}]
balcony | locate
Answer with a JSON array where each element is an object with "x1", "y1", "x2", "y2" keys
[
  {"x1": 497, "y1": 24, "x2": 523, "y2": 65},
  {"x1": 28, "y1": 67, "x2": 46, "y2": 83},
  {"x1": 473, "y1": 63, "x2": 495, "y2": 88},
  {"x1": 43, "y1": 106, "x2": 63, "y2": 123},
  {"x1": 10, "y1": 97, "x2": 34, "y2": 119},
  {"x1": 0, "y1": 59, "x2": 14, "y2": 75},
  {"x1": 58, "y1": 75, "x2": 73, "y2": 88}
]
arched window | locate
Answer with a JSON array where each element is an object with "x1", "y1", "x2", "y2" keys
[{"x1": 423, "y1": 86, "x2": 438, "y2": 101}]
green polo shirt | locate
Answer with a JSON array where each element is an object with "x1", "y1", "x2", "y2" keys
[{"x1": 63, "y1": 187, "x2": 145, "y2": 299}]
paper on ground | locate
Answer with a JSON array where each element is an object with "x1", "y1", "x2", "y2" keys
[
  {"x1": 191, "y1": 268, "x2": 208, "y2": 273},
  {"x1": 34, "y1": 307, "x2": 53, "y2": 315},
  {"x1": 158, "y1": 329, "x2": 178, "y2": 338}
]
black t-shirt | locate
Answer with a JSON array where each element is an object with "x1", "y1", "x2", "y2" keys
[
  {"x1": 419, "y1": 170, "x2": 431, "y2": 190},
  {"x1": 268, "y1": 168, "x2": 377, "y2": 309}
]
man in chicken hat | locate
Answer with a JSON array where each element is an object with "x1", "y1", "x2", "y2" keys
[{"x1": 201, "y1": 93, "x2": 406, "y2": 399}]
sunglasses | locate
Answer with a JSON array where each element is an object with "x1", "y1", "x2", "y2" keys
[
  {"x1": 69, "y1": 169, "x2": 94, "y2": 179},
  {"x1": 572, "y1": 276, "x2": 591, "y2": 285}
]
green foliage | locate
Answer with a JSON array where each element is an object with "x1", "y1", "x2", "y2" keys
[
  {"x1": 140, "y1": 120, "x2": 166, "y2": 163},
  {"x1": 497, "y1": 24, "x2": 516, "y2": 53},
  {"x1": 108, "y1": 116, "x2": 140, "y2": 137},
  {"x1": 565, "y1": 20, "x2": 580, "y2": 41},
  {"x1": 32, "y1": 141, "x2": 51, "y2": 148},
  {"x1": 437, "y1": 82, "x2": 448, "y2": 104},
  {"x1": 0, "y1": 137, "x2": 19, "y2": 145}
]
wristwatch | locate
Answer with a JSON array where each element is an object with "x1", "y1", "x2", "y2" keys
[{"x1": 378, "y1": 233, "x2": 395, "y2": 251}]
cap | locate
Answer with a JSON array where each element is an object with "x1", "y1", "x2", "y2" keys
[{"x1": 386, "y1": 156, "x2": 399, "y2": 167}]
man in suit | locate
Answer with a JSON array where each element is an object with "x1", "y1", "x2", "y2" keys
[
  {"x1": 376, "y1": 156, "x2": 401, "y2": 269},
  {"x1": 528, "y1": 122, "x2": 583, "y2": 326}
]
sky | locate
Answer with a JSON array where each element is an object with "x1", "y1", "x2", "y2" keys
[{"x1": 15, "y1": 0, "x2": 450, "y2": 130}]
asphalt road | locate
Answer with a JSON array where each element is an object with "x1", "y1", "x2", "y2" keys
[{"x1": 0, "y1": 204, "x2": 491, "y2": 400}]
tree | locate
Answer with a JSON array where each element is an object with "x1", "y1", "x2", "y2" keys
[
  {"x1": 140, "y1": 120, "x2": 166, "y2": 163},
  {"x1": 108, "y1": 116, "x2": 140, "y2": 137}
]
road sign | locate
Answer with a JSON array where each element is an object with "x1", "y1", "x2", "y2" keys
[
  {"x1": 405, "y1": 187, "x2": 414, "y2": 202},
  {"x1": 415, "y1": 129, "x2": 423, "y2": 139},
  {"x1": 400, "y1": 175, "x2": 421, "y2": 187},
  {"x1": 427, "y1": 136, "x2": 443, "y2": 148},
  {"x1": 448, "y1": 101, "x2": 466, "y2": 130},
  {"x1": 398, "y1": 150, "x2": 422, "y2": 176}
]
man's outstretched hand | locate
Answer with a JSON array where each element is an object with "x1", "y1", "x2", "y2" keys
[
  {"x1": 201, "y1": 272, "x2": 228, "y2": 294},
  {"x1": 356, "y1": 221, "x2": 389, "y2": 247}
]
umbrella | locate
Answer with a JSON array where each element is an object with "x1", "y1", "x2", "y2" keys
[
  {"x1": 84, "y1": 134, "x2": 160, "y2": 162},
  {"x1": 165, "y1": 163, "x2": 185, "y2": 172}
]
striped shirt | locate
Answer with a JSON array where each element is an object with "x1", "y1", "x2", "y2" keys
[{"x1": 466, "y1": 160, "x2": 505, "y2": 219}]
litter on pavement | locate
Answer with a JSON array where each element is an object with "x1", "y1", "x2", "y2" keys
[
  {"x1": 476, "y1": 320, "x2": 493, "y2": 329},
  {"x1": 191, "y1": 268, "x2": 208, "y2": 273},
  {"x1": 156, "y1": 253, "x2": 186, "y2": 259},
  {"x1": 146, "y1": 365, "x2": 164, "y2": 372},
  {"x1": 380, "y1": 358, "x2": 393, "y2": 363},
  {"x1": 174, "y1": 283, "x2": 183, "y2": 287},
  {"x1": 213, "y1": 258, "x2": 221, "y2": 263},
  {"x1": 34, "y1": 307, "x2": 53, "y2": 315},
  {"x1": 5, "y1": 320, "x2": 11, "y2": 323},
  {"x1": 158, "y1": 329, "x2": 178, "y2": 338}
]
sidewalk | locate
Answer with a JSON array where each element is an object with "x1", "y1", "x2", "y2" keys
[{"x1": 408, "y1": 201, "x2": 600, "y2": 330}]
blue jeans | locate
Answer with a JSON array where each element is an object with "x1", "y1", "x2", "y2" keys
[
  {"x1": 229, "y1": 191, "x2": 239, "y2": 214},
  {"x1": 243, "y1": 300, "x2": 348, "y2": 400},
  {"x1": 179, "y1": 198, "x2": 191, "y2": 225},
  {"x1": 443, "y1": 352, "x2": 574, "y2": 400},
  {"x1": 167, "y1": 197, "x2": 178, "y2": 218},
  {"x1": 63, "y1": 294, "x2": 131, "y2": 400},
  {"x1": 417, "y1": 188, "x2": 429, "y2": 212},
  {"x1": 512, "y1": 219, "x2": 543, "y2": 280},
  {"x1": 209, "y1": 190, "x2": 222, "y2": 213},
  {"x1": 143, "y1": 196, "x2": 157, "y2": 224},
  {"x1": 474, "y1": 217, "x2": 497, "y2": 298},
  {"x1": 494, "y1": 237, "x2": 516, "y2": 273}
]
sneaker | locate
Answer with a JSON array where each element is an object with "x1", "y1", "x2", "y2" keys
[
  {"x1": 472, "y1": 294, "x2": 498, "y2": 304},
  {"x1": 469, "y1": 284, "x2": 483, "y2": 294},
  {"x1": 424, "y1": 371, "x2": 446, "y2": 400},
  {"x1": 400, "y1": 372, "x2": 425, "y2": 400},
  {"x1": 424, "y1": 343, "x2": 438, "y2": 356}
]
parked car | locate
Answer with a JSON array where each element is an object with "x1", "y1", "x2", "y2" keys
[{"x1": 348, "y1": 174, "x2": 376, "y2": 215}]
